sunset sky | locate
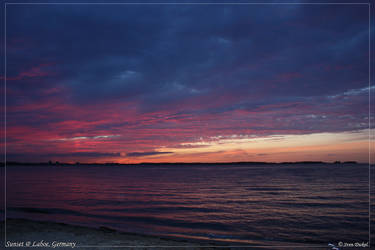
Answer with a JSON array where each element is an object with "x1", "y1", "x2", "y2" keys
[{"x1": 2, "y1": 3, "x2": 374, "y2": 163}]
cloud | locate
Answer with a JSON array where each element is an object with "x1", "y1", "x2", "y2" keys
[
  {"x1": 56, "y1": 135, "x2": 120, "y2": 141},
  {"x1": 0, "y1": 63, "x2": 55, "y2": 81},
  {"x1": 126, "y1": 151, "x2": 173, "y2": 157},
  {"x1": 327, "y1": 86, "x2": 374, "y2": 99},
  {"x1": 169, "y1": 144, "x2": 210, "y2": 149},
  {"x1": 7, "y1": 152, "x2": 121, "y2": 161},
  {"x1": 2, "y1": 4, "x2": 371, "y2": 163},
  {"x1": 60, "y1": 152, "x2": 121, "y2": 158}
]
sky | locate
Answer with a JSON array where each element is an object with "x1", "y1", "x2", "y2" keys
[{"x1": 1, "y1": 2, "x2": 374, "y2": 163}]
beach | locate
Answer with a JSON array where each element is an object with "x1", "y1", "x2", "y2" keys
[
  {"x1": 1, "y1": 218, "x2": 330, "y2": 250},
  {"x1": 1, "y1": 218, "x2": 214, "y2": 250}
]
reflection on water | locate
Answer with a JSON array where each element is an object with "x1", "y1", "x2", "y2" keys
[{"x1": 1, "y1": 164, "x2": 371, "y2": 245}]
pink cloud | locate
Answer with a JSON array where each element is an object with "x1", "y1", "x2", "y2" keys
[{"x1": 0, "y1": 63, "x2": 55, "y2": 81}]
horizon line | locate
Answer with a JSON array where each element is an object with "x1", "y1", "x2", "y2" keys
[{"x1": 3, "y1": 160, "x2": 370, "y2": 166}]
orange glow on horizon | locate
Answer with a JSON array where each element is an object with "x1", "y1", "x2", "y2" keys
[{"x1": 108, "y1": 129, "x2": 374, "y2": 164}]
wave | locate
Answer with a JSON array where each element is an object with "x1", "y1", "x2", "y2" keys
[
  {"x1": 95, "y1": 206, "x2": 222, "y2": 213},
  {"x1": 8, "y1": 206, "x2": 232, "y2": 231}
]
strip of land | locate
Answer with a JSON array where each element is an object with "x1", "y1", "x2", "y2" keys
[{"x1": 1, "y1": 160, "x2": 361, "y2": 167}]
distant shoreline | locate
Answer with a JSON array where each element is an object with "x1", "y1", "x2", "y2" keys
[{"x1": 0, "y1": 161, "x2": 365, "y2": 167}]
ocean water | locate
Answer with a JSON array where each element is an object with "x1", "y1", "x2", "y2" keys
[{"x1": 1, "y1": 163, "x2": 373, "y2": 246}]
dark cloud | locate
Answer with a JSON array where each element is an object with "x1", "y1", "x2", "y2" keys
[
  {"x1": 6, "y1": 4, "x2": 369, "y2": 106},
  {"x1": 2, "y1": 3, "x2": 372, "y2": 162}
]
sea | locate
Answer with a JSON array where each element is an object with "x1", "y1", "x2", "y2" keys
[{"x1": 1, "y1": 163, "x2": 374, "y2": 247}]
